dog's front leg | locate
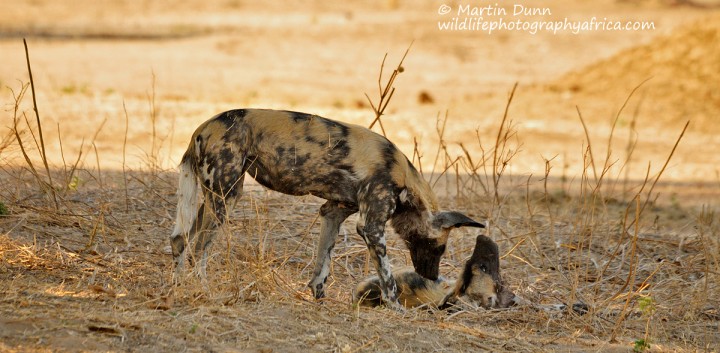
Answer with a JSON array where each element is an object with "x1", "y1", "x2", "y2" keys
[
  {"x1": 308, "y1": 201, "x2": 357, "y2": 299},
  {"x1": 356, "y1": 199, "x2": 401, "y2": 309}
]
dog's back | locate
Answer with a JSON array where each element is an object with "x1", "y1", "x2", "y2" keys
[{"x1": 184, "y1": 109, "x2": 437, "y2": 209}]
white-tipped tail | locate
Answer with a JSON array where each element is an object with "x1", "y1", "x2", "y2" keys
[{"x1": 171, "y1": 159, "x2": 199, "y2": 238}]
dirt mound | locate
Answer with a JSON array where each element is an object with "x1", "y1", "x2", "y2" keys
[{"x1": 552, "y1": 13, "x2": 720, "y2": 130}]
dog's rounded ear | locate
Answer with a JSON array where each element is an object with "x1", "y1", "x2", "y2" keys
[{"x1": 431, "y1": 211, "x2": 485, "y2": 230}]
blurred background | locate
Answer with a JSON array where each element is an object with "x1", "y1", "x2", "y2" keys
[{"x1": 1, "y1": 0, "x2": 718, "y2": 184}]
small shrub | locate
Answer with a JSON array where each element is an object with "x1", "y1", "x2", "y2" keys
[
  {"x1": 633, "y1": 339, "x2": 650, "y2": 353},
  {"x1": 638, "y1": 297, "x2": 656, "y2": 316}
]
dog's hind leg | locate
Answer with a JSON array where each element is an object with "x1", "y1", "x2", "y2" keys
[
  {"x1": 192, "y1": 170, "x2": 245, "y2": 282},
  {"x1": 191, "y1": 197, "x2": 225, "y2": 281},
  {"x1": 183, "y1": 150, "x2": 247, "y2": 284},
  {"x1": 308, "y1": 201, "x2": 357, "y2": 299}
]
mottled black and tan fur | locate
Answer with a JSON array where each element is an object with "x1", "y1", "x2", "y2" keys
[
  {"x1": 354, "y1": 234, "x2": 517, "y2": 309},
  {"x1": 170, "y1": 109, "x2": 484, "y2": 307}
]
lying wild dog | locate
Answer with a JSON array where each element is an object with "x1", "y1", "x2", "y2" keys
[
  {"x1": 354, "y1": 234, "x2": 589, "y2": 315},
  {"x1": 354, "y1": 234, "x2": 517, "y2": 309},
  {"x1": 170, "y1": 109, "x2": 484, "y2": 307}
]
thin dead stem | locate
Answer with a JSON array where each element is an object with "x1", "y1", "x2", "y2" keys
[
  {"x1": 636, "y1": 121, "x2": 690, "y2": 219},
  {"x1": 122, "y1": 101, "x2": 130, "y2": 212},
  {"x1": 492, "y1": 82, "x2": 518, "y2": 206},
  {"x1": 366, "y1": 43, "x2": 412, "y2": 136},
  {"x1": 23, "y1": 39, "x2": 58, "y2": 209}
]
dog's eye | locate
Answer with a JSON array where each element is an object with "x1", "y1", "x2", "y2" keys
[{"x1": 479, "y1": 264, "x2": 487, "y2": 273}]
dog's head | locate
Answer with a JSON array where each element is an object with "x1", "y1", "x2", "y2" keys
[
  {"x1": 406, "y1": 212, "x2": 485, "y2": 281},
  {"x1": 446, "y1": 234, "x2": 503, "y2": 308}
]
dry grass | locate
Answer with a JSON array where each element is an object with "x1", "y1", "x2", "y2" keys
[
  {"x1": 1, "y1": 164, "x2": 718, "y2": 352},
  {"x1": 1, "y1": 77, "x2": 718, "y2": 353}
]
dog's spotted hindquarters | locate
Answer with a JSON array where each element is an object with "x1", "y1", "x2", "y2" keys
[
  {"x1": 354, "y1": 234, "x2": 516, "y2": 310},
  {"x1": 169, "y1": 109, "x2": 484, "y2": 307}
]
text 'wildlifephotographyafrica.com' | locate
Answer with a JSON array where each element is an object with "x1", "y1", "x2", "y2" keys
[{"x1": 437, "y1": 3, "x2": 655, "y2": 34}]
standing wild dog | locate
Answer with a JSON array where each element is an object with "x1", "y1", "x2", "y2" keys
[
  {"x1": 354, "y1": 234, "x2": 517, "y2": 309},
  {"x1": 170, "y1": 109, "x2": 484, "y2": 307}
]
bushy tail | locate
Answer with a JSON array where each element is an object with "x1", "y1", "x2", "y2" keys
[{"x1": 171, "y1": 153, "x2": 199, "y2": 238}]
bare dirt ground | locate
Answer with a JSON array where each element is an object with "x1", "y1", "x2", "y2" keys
[{"x1": 1, "y1": 0, "x2": 719, "y2": 352}]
